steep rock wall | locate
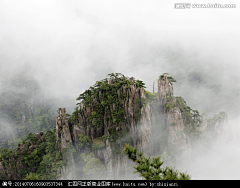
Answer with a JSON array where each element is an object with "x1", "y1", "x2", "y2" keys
[
  {"x1": 55, "y1": 109, "x2": 75, "y2": 180},
  {"x1": 56, "y1": 76, "x2": 155, "y2": 179},
  {"x1": 157, "y1": 74, "x2": 189, "y2": 163},
  {"x1": 0, "y1": 73, "x2": 234, "y2": 180}
]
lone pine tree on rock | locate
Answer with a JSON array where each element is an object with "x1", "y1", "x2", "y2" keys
[{"x1": 123, "y1": 144, "x2": 191, "y2": 180}]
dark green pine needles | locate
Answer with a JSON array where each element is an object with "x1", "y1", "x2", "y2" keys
[{"x1": 123, "y1": 144, "x2": 191, "y2": 180}]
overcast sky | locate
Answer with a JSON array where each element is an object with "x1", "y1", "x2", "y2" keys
[
  {"x1": 1, "y1": 0, "x2": 240, "y2": 180},
  {"x1": 0, "y1": 0, "x2": 239, "y2": 116}
]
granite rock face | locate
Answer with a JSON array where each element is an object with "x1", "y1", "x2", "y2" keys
[
  {"x1": 157, "y1": 74, "x2": 189, "y2": 163},
  {"x1": 52, "y1": 75, "x2": 233, "y2": 179},
  {"x1": 55, "y1": 108, "x2": 75, "y2": 180},
  {"x1": 54, "y1": 75, "x2": 191, "y2": 179},
  {"x1": 55, "y1": 77, "x2": 155, "y2": 179},
  {"x1": 0, "y1": 74, "x2": 233, "y2": 180}
]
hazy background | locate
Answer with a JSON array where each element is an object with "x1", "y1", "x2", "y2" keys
[{"x1": 0, "y1": 0, "x2": 239, "y2": 179}]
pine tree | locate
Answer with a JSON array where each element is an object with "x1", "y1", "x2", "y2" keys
[{"x1": 123, "y1": 144, "x2": 191, "y2": 180}]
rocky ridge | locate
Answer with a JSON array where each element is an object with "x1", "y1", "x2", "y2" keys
[{"x1": 0, "y1": 74, "x2": 231, "y2": 180}]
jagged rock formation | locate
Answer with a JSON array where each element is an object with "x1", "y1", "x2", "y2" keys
[
  {"x1": 196, "y1": 114, "x2": 207, "y2": 132},
  {"x1": 55, "y1": 74, "x2": 191, "y2": 179},
  {"x1": 0, "y1": 73, "x2": 233, "y2": 180},
  {"x1": 55, "y1": 108, "x2": 75, "y2": 179},
  {"x1": 157, "y1": 74, "x2": 189, "y2": 162},
  {"x1": 55, "y1": 76, "x2": 155, "y2": 179}
]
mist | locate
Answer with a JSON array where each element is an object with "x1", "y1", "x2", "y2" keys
[
  {"x1": 174, "y1": 115, "x2": 240, "y2": 180},
  {"x1": 0, "y1": 0, "x2": 239, "y2": 180}
]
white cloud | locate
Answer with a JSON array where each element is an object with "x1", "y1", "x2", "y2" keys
[{"x1": 0, "y1": 0, "x2": 239, "y2": 179}]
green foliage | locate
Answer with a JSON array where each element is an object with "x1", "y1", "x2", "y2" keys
[
  {"x1": 207, "y1": 111, "x2": 227, "y2": 124},
  {"x1": 1, "y1": 132, "x2": 46, "y2": 177},
  {"x1": 68, "y1": 106, "x2": 81, "y2": 125},
  {"x1": 24, "y1": 148, "x2": 44, "y2": 172},
  {"x1": 72, "y1": 73, "x2": 146, "y2": 128},
  {"x1": 93, "y1": 137, "x2": 105, "y2": 150},
  {"x1": 64, "y1": 144, "x2": 76, "y2": 154},
  {"x1": 159, "y1": 73, "x2": 177, "y2": 84},
  {"x1": 123, "y1": 144, "x2": 191, "y2": 180},
  {"x1": 23, "y1": 173, "x2": 39, "y2": 180},
  {"x1": 22, "y1": 132, "x2": 38, "y2": 144},
  {"x1": 102, "y1": 135, "x2": 109, "y2": 142},
  {"x1": 91, "y1": 111, "x2": 96, "y2": 116},
  {"x1": 0, "y1": 127, "x2": 64, "y2": 180},
  {"x1": 0, "y1": 73, "x2": 56, "y2": 150},
  {"x1": 144, "y1": 90, "x2": 157, "y2": 103},
  {"x1": 175, "y1": 96, "x2": 202, "y2": 137},
  {"x1": 78, "y1": 134, "x2": 92, "y2": 150},
  {"x1": 107, "y1": 127, "x2": 129, "y2": 144},
  {"x1": 0, "y1": 72, "x2": 210, "y2": 180},
  {"x1": 0, "y1": 148, "x2": 13, "y2": 169},
  {"x1": 57, "y1": 108, "x2": 62, "y2": 115},
  {"x1": 80, "y1": 152, "x2": 107, "y2": 179},
  {"x1": 37, "y1": 153, "x2": 64, "y2": 180},
  {"x1": 36, "y1": 129, "x2": 64, "y2": 180},
  {"x1": 166, "y1": 103, "x2": 176, "y2": 110},
  {"x1": 89, "y1": 103, "x2": 104, "y2": 127},
  {"x1": 207, "y1": 111, "x2": 227, "y2": 132},
  {"x1": 67, "y1": 73, "x2": 148, "y2": 168}
]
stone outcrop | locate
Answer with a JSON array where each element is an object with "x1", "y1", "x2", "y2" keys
[
  {"x1": 54, "y1": 75, "x2": 193, "y2": 179},
  {"x1": 55, "y1": 76, "x2": 155, "y2": 179},
  {"x1": 0, "y1": 73, "x2": 233, "y2": 180},
  {"x1": 55, "y1": 108, "x2": 75, "y2": 180},
  {"x1": 157, "y1": 74, "x2": 189, "y2": 163},
  {"x1": 51, "y1": 74, "x2": 232, "y2": 179},
  {"x1": 196, "y1": 114, "x2": 207, "y2": 132}
]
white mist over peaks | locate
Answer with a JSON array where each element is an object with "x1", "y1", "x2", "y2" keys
[
  {"x1": 0, "y1": 0, "x2": 240, "y2": 179},
  {"x1": 175, "y1": 116, "x2": 240, "y2": 180}
]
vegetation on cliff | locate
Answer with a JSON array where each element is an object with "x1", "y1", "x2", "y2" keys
[
  {"x1": 73, "y1": 133, "x2": 107, "y2": 179},
  {"x1": 0, "y1": 73, "x2": 56, "y2": 150},
  {"x1": 159, "y1": 75, "x2": 202, "y2": 138},
  {"x1": 68, "y1": 73, "x2": 148, "y2": 168},
  {"x1": 206, "y1": 111, "x2": 228, "y2": 136},
  {"x1": 0, "y1": 72, "x2": 229, "y2": 180},
  {"x1": 175, "y1": 96, "x2": 202, "y2": 137},
  {"x1": 123, "y1": 144, "x2": 191, "y2": 180},
  {"x1": 0, "y1": 129, "x2": 65, "y2": 180},
  {"x1": 23, "y1": 173, "x2": 39, "y2": 180},
  {"x1": 159, "y1": 73, "x2": 177, "y2": 84},
  {"x1": 144, "y1": 90, "x2": 157, "y2": 102},
  {"x1": 68, "y1": 73, "x2": 146, "y2": 126},
  {"x1": 79, "y1": 152, "x2": 107, "y2": 179}
]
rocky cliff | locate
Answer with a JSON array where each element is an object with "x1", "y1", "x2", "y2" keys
[
  {"x1": 157, "y1": 74, "x2": 189, "y2": 163},
  {"x1": 54, "y1": 73, "x2": 193, "y2": 179},
  {"x1": 55, "y1": 75, "x2": 155, "y2": 179},
  {"x1": 0, "y1": 73, "x2": 231, "y2": 180}
]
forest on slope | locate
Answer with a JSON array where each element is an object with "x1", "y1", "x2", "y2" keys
[{"x1": 0, "y1": 72, "x2": 56, "y2": 150}]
